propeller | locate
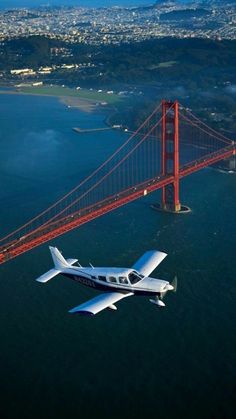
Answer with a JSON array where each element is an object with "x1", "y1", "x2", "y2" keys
[
  {"x1": 150, "y1": 276, "x2": 177, "y2": 307},
  {"x1": 160, "y1": 276, "x2": 177, "y2": 298},
  {"x1": 171, "y1": 276, "x2": 178, "y2": 293}
]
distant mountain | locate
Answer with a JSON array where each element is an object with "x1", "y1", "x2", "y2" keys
[
  {"x1": 131, "y1": 0, "x2": 235, "y2": 11},
  {"x1": 135, "y1": 1, "x2": 208, "y2": 12},
  {"x1": 160, "y1": 8, "x2": 211, "y2": 21},
  {"x1": 134, "y1": 1, "x2": 186, "y2": 11}
]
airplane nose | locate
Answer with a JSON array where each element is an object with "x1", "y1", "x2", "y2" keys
[{"x1": 165, "y1": 284, "x2": 174, "y2": 291}]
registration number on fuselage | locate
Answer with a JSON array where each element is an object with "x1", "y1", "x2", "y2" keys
[{"x1": 74, "y1": 275, "x2": 96, "y2": 288}]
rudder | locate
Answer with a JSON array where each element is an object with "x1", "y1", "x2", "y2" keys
[{"x1": 49, "y1": 246, "x2": 69, "y2": 269}]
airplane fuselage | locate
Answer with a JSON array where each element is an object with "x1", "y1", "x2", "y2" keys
[{"x1": 61, "y1": 265, "x2": 173, "y2": 297}]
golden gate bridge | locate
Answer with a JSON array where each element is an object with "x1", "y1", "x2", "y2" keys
[{"x1": 0, "y1": 100, "x2": 235, "y2": 264}]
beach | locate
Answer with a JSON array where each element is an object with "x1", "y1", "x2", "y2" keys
[{"x1": 0, "y1": 84, "x2": 122, "y2": 114}]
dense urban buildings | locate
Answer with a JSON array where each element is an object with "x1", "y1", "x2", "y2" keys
[{"x1": 0, "y1": 1, "x2": 236, "y2": 44}]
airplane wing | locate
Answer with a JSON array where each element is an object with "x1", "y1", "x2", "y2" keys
[
  {"x1": 36, "y1": 268, "x2": 61, "y2": 283},
  {"x1": 132, "y1": 250, "x2": 167, "y2": 277},
  {"x1": 69, "y1": 292, "x2": 133, "y2": 316}
]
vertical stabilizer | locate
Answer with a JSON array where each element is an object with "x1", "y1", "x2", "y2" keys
[{"x1": 49, "y1": 246, "x2": 69, "y2": 269}]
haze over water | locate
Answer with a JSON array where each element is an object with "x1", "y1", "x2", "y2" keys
[
  {"x1": 0, "y1": 1, "x2": 157, "y2": 9},
  {"x1": 0, "y1": 92, "x2": 235, "y2": 418}
]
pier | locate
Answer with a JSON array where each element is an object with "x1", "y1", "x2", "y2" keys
[{"x1": 73, "y1": 127, "x2": 114, "y2": 134}]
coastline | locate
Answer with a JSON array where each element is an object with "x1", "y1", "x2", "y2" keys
[
  {"x1": 0, "y1": 86, "x2": 128, "y2": 131},
  {"x1": 59, "y1": 96, "x2": 98, "y2": 113},
  {"x1": 0, "y1": 88, "x2": 102, "y2": 113}
]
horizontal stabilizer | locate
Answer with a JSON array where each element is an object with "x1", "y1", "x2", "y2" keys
[
  {"x1": 36, "y1": 268, "x2": 61, "y2": 283},
  {"x1": 69, "y1": 292, "x2": 133, "y2": 316},
  {"x1": 36, "y1": 247, "x2": 79, "y2": 284},
  {"x1": 66, "y1": 258, "x2": 78, "y2": 266},
  {"x1": 132, "y1": 250, "x2": 167, "y2": 277}
]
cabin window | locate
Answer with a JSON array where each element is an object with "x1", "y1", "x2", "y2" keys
[
  {"x1": 108, "y1": 276, "x2": 117, "y2": 283},
  {"x1": 119, "y1": 276, "x2": 128, "y2": 284},
  {"x1": 91, "y1": 275, "x2": 96, "y2": 279},
  {"x1": 98, "y1": 275, "x2": 106, "y2": 282},
  {"x1": 128, "y1": 271, "x2": 142, "y2": 285}
]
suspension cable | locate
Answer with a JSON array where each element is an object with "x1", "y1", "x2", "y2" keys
[
  {"x1": 179, "y1": 104, "x2": 233, "y2": 144},
  {"x1": 9, "y1": 104, "x2": 169, "y2": 242},
  {"x1": 179, "y1": 111, "x2": 232, "y2": 145},
  {"x1": 0, "y1": 103, "x2": 162, "y2": 244}
]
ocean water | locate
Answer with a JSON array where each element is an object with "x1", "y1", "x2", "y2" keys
[{"x1": 0, "y1": 92, "x2": 235, "y2": 419}]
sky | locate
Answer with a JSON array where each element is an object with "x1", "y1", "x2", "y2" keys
[
  {"x1": 2, "y1": 1, "x2": 232, "y2": 11},
  {"x1": 0, "y1": 1, "x2": 193, "y2": 10},
  {"x1": 0, "y1": 1, "x2": 150, "y2": 9}
]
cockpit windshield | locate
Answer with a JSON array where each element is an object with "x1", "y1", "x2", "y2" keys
[{"x1": 128, "y1": 271, "x2": 143, "y2": 285}]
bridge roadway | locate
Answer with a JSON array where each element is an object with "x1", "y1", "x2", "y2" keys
[{"x1": 0, "y1": 145, "x2": 235, "y2": 264}]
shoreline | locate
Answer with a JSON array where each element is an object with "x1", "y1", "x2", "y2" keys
[
  {"x1": 0, "y1": 88, "x2": 106, "y2": 113},
  {"x1": 0, "y1": 86, "x2": 128, "y2": 131}
]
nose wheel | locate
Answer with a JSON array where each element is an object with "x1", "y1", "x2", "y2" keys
[
  {"x1": 149, "y1": 296, "x2": 165, "y2": 307},
  {"x1": 149, "y1": 276, "x2": 177, "y2": 308}
]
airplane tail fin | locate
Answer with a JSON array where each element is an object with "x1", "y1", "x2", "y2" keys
[
  {"x1": 49, "y1": 246, "x2": 69, "y2": 269},
  {"x1": 36, "y1": 246, "x2": 78, "y2": 283}
]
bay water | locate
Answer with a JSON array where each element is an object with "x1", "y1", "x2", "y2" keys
[{"x1": 0, "y1": 93, "x2": 235, "y2": 419}]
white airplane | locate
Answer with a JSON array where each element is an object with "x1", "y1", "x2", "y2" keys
[{"x1": 36, "y1": 246, "x2": 177, "y2": 316}]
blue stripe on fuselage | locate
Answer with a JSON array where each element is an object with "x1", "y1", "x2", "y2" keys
[{"x1": 62, "y1": 272, "x2": 159, "y2": 296}]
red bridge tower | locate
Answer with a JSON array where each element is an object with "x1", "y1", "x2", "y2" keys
[{"x1": 161, "y1": 100, "x2": 182, "y2": 212}]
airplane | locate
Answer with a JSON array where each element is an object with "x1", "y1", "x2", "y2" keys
[{"x1": 36, "y1": 246, "x2": 177, "y2": 316}]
